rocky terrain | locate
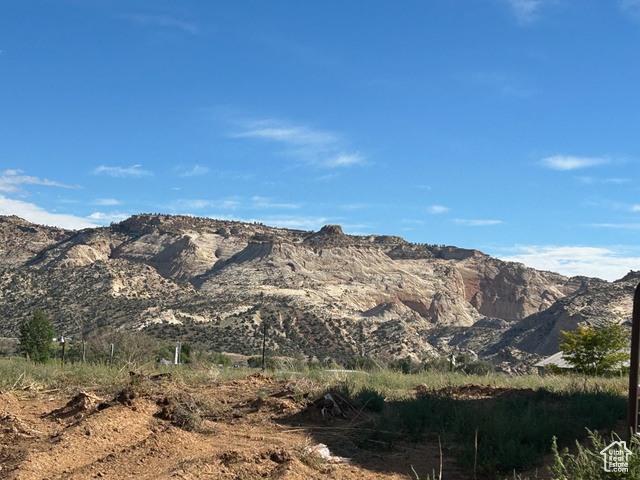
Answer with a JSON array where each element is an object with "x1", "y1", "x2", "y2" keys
[
  {"x1": 0, "y1": 372, "x2": 548, "y2": 480},
  {"x1": 0, "y1": 213, "x2": 636, "y2": 369}
]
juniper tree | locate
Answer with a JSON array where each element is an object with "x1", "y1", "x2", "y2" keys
[{"x1": 19, "y1": 310, "x2": 56, "y2": 363}]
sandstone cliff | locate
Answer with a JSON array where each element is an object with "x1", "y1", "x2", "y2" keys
[{"x1": 0, "y1": 213, "x2": 628, "y2": 367}]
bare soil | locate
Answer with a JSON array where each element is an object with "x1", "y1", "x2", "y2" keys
[{"x1": 0, "y1": 373, "x2": 479, "y2": 480}]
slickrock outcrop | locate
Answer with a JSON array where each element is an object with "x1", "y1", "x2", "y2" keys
[{"x1": 0, "y1": 213, "x2": 629, "y2": 368}]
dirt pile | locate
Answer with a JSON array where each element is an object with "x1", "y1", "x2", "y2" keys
[{"x1": 1, "y1": 374, "x2": 473, "y2": 480}]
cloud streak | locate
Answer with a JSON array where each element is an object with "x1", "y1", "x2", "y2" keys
[
  {"x1": 87, "y1": 211, "x2": 130, "y2": 223},
  {"x1": 121, "y1": 14, "x2": 200, "y2": 35},
  {"x1": 231, "y1": 118, "x2": 364, "y2": 168},
  {"x1": 540, "y1": 155, "x2": 610, "y2": 171},
  {"x1": 588, "y1": 223, "x2": 640, "y2": 230},
  {"x1": 0, "y1": 169, "x2": 75, "y2": 193},
  {"x1": 499, "y1": 245, "x2": 640, "y2": 281},
  {"x1": 93, "y1": 165, "x2": 153, "y2": 178},
  {"x1": 0, "y1": 195, "x2": 98, "y2": 230},
  {"x1": 429, "y1": 205, "x2": 449, "y2": 214},
  {"x1": 252, "y1": 196, "x2": 301, "y2": 209},
  {"x1": 170, "y1": 199, "x2": 240, "y2": 211},
  {"x1": 93, "y1": 198, "x2": 121, "y2": 206},
  {"x1": 179, "y1": 165, "x2": 210, "y2": 177},
  {"x1": 507, "y1": 0, "x2": 543, "y2": 24},
  {"x1": 454, "y1": 219, "x2": 503, "y2": 226}
]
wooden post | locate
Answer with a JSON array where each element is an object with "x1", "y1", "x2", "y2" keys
[
  {"x1": 60, "y1": 336, "x2": 66, "y2": 365},
  {"x1": 627, "y1": 283, "x2": 640, "y2": 439},
  {"x1": 109, "y1": 343, "x2": 114, "y2": 365},
  {"x1": 262, "y1": 322, "x2": 267, "y2": 371},
  {"x1": 82, "y1": 341, "x2": 86, "y2": 363},
  {"x1": 174, "y1": 342, "x2": 181, "y2": 365}
]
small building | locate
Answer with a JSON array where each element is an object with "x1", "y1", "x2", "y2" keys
[
  {"x1": 534, "y1": 350, "x2": 630, "y2": 375},
  {"x1": 533, "y1": 352, "x2": 572, "y2": 375}
]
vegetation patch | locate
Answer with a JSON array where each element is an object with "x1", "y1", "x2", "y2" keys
[{"x1": 361, "y1": 383, "x2": 627, "y2": 475}]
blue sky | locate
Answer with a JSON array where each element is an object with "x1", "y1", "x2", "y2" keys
[{"x1": 2, "y1": 0, "x2": 640, "y2": 280}]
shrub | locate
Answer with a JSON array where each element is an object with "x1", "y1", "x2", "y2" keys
[
  {"x1": 209, "y1": 352, "x2": 232, "y2": 367},
  {"x1": 247, "y1": 356, "x2": 279, "y2": 369},
  {"x1": 458, "y1": 360, "x2": 494, "y2": 375},
  {"x1": 356, "y1": 387, "x2": 385, "y2": 413},
  {"x1": 19, "y1": 311, "x2": 55, "y2": 363},
  {"x1": 389, "y1": 356, "x2": 417, "y2": 374},
  {"x1": 559, "y1": 321, "x2": 628, "y2": 376},
  {"x1": 350, "y1": 356, "x2": 381, "y2": 371},
  {"x1": 83, "y1": 328, "x2": 167, "y2": 365}
]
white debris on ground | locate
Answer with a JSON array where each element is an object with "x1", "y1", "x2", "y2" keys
[{"x1": 305, "y1": 443, "x2": 352, "y2": 464}]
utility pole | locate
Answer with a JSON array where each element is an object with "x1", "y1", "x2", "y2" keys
[
  {"x1": 262, "y1": 322, "x2": 267, "y2": 371},
  {"x1": 627, "y1": 283, "x2": 640, "y2": 439}
]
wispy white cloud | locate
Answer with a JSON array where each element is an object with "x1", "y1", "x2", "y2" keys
[
  {"x1": 179, "y1": 165, "x2": 210, "y2": 177},
  {"x1": 203, "y1": 213, "x2": 330, "y2": 231},
  {"x1": 254, "y1": 215, "x2": 329, "y2": 230},
  {"x1": 171, "y1": 199, "x2": 240, "y2": 210},
  {"x1": 324, "y1": 153, "x2": 364, "y2": 167},
  {"x1": 620, "y1": 0, "x2": 640, "y2": 18},
  {"x1": 588, "y1": 223, "x2": 640, "y2": 230},
  {"x1": 87, "y1": 211, "x2": 130, "y2": 223},
  {"x1": 429, "y1": 205, "x2": 449, "y2": 214},
  {"x1": 316, "y1": 173, "x2": 340, "y2": 181},
  {"x1": 577, "y1": 176, "x2": 630, "y2": 185},
  {"x1": 93, "y1": 164, "x2": 152, "y2": 178},
  {"x1": 0, "y1": 169, "x2": 75, "y2": 193},
  {"x1": 498, "y1": 244, "x2": 640, "y2": 281},
  {"x1": 0, "y1": 195, "x2": 98, "y2": 230},
  {"x1": 401, "y1": 219, "x2": 425, "y2": 225},
  {"x1": 93, "y1": 198, "x2": 121, "y2": 206},
  {"x1": 121, "y1": 14, "x2": 200, "y2": 35},
  {"x1": 506, "y1": 0, "x2": 543, "y2": 24},
  {"x1": 585, "y1": 199, "x2": 640, "y2": 213},
  {"x1": 251, "y1": 196, "x2": 301, "y2": 209},
  {"x1": 454, "y1": 219, "x2": 503, "y2": 226},
  {"x1": 540, "y1": 155, "x2": 610, "y2": 171},
  {"x1": 233, "y1": 124, "x2": 336, "y2": 145},
  {"x1": 231, "y1": 118, "x2": 364, "y2": 168},
  {"x1": 341, "y1": 203, "x2": 369, "y2": 210},
  {"x1": 469, "y1": 71, "x2": 536, "y2": 98}
]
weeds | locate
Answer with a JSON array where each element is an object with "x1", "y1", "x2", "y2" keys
[
  {"x1": 0, "y1": 359, "x2": 632, "y2": 476},
  {"x1": 361, "y1": 386, "x2": 627, "y2": 475},
  {"x1": 549, "y1": 429, "x2": 640, "y2": 479}
]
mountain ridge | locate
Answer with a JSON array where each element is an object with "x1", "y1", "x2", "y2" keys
[{"x1": 0, "y1": 213, "x2": 632, "y2": 370}]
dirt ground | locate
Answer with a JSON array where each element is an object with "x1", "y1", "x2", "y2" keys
[{"x1": 0, "y1": 375, "x2": 551, "y2": 480}]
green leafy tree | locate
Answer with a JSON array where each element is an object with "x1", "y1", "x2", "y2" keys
[
  {"x1": 559, "y1": 321, "x2": 628, "y2": 376},
  {"x1": 19, "y1": 311, "x2": 56, "y2": 363}
]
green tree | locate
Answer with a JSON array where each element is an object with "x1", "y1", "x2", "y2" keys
[
  {"x1": 559, "y1": 321, "x2": 628, "y2": 376},
  {"x1": 19, "y1": 311, "x2": 56, "y2": 363}
]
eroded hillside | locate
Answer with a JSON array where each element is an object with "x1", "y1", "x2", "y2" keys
[{"x1": 1, "y1": 214, "x2": 630, "y2": 368}]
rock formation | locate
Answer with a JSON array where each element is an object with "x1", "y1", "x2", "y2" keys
[{"x1": 0, "y1": 214, "x2": 633, "y2": 368}]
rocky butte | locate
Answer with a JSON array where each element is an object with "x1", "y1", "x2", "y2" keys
[{"x1": 0, "y1": 213, "x2": 636, "y2": 371}]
